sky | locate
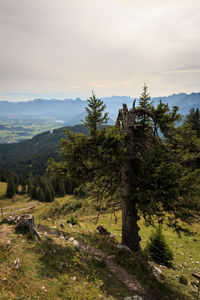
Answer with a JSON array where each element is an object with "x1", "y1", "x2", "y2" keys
[{"x1": 0, "y1": 0, "x2": 200, "y2": 101}]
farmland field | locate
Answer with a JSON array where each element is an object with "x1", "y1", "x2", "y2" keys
[{"x1": 0, "y1": 118, "x2": 65, "y2": 143}]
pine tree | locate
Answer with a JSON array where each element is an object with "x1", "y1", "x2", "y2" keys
[
  {"x1": 84, "y1": 91, "x2": 108, "y2": 138},
  {"x1": 48, "y1": 88, "x2": 200, "y2": 252},
  {"x1": 37, "y1": 187, "x2": 45, "y2": 202},
  {"x1": 137, "y1": 83, "x2": 153, "y2": 131},
  {"x1": 185, "y1": 108, "x2": 200, "y2": 137},
  {"x1": 6, "y1": 177, "x2": 15, "y2": 198},
  {"x1": 146, "y1": 225, "x2": 173, "y2": 266},
  {"x1": 27, "y1": 173, "x2": 34, "y2": 196},
  {"x1": 58, "y1": 180, "x2": 66, "y2": 197}
]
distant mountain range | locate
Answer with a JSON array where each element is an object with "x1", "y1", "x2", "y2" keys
[{"x1": 0, "y1": 92, "x2": 199, "y2": 124}]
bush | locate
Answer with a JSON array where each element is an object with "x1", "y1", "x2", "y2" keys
[
  {"x1": 145, "y1": 225, "x2": 173, "y2": 266},
  {"x1": 67, "y1": 216, "x2": 79, "y2": 225},
  {"x1": 179, "y1": 275, "x2": 188, "y2": 285},
  {"x1": 73, "y1": 184, "x2": 87, "y2": 197}
]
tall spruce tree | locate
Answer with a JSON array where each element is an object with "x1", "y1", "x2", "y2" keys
[
  {"x1": 137, "y1": 83, "x2": 153, "y2": 130},
  {"x1": 185, "y1": 108, "x2": 200, "y2": 137},
  {"x1": 6, "y1": 177, "x2": 15, "y2": 198},
  {"x1": 83, "y1": 91, "x2": 108, "y2": 138}
]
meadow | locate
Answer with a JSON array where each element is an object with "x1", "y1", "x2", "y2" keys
[
  {"x1": 0, "y1": 191, "x2": 199, "y2": 299},
  {"x1": 0, "y1": 119, "x2": 64, "y2": 143}
]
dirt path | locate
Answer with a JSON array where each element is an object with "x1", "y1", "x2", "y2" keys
[
  {"x1": 2, "y1": 201, "x2": 39, "y2": 216},
  {"x1": 37, "y1": 225, "x2": 159, "y2": 300},
  {"x1": 0, "y1": 219, "x2": 159, "y2": 299}
]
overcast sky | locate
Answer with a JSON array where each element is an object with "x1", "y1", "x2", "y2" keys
[{"x1": 0, "y1": 0, "x2": 200, "y2": 101}]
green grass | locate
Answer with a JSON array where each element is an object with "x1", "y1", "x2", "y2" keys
[
  {"x1": 0, "y1": 182, "x2": 7, "y2": 196},
  {"x1": 0, "y1": 194, "x2": 199, "y2": 299},
  {"x1": 0, "y1": 228, "x2": 130, "y2": 299},
  {"x1": 0, "y1": 119, "x2": 64, "y2": 143}
]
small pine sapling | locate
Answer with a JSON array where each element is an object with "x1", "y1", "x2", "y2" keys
[{"x1": 146, "y1": 225, "x2": 173, "y2": 266}]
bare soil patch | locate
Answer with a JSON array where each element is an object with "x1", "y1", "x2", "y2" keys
[{"x1": 0, "y1": 224, "x2": 14, "y2": 242}]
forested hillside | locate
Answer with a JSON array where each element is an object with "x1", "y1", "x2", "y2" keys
[{"x1": 0, "y1": 124, "x2": 88, "y2": 176}]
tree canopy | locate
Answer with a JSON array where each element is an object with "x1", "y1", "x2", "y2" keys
[
  {"x1": 48, "y1": 89, "x2": 200, "y2": 251},
  {"x1": 83, "y1": 91, "x2": 108, "y2": 138}
]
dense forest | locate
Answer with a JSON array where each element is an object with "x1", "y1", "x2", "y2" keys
[{"x1": 0, "y1": 124, "x2": 89, "y2": 176}]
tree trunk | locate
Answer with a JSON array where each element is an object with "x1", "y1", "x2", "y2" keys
[
  {"x1": 121, "y1": 163, "x2": 141, "y2": 252},
  {"x1": 117, "y1": 103, "x2": 142, "y2": 251}
]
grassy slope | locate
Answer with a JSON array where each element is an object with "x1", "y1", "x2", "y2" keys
[
  {"x1": 0, "y1": 194, "x2": 199, "y2": 299},
  {"x1": 0, "y1": 182, "x2": 7, "y2": 196}
]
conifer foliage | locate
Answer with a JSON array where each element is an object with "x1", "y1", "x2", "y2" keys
[
  {"x1": 83, "y1": 91, "x2": 108, "y2": 138},
  {"x1": 6, "y1": 177, "x2": 15, "y2": 198},
  {"x1": 146, "y1": 225, "x2": 173, "y2": 266},
  {"x1": 48, "y1": 89, "x2": 200, "y2": 251},
  {"x1": 185, "y1": 107, "x2": 200, "y2": 137}
]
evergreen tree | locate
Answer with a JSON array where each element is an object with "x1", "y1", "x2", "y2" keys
[
  {"x1": 185, "y1": 108, "x2": 200, "y2": 137},
  {"x1": 83, "y1": 91, "x2": 108, "y2": 138},
  {"x1": 146, "y1": 225, "x2": 173, "y2": 266},
  {"x1": 37, "y1": 187, "x2": 45, "y2": 202},
  {"x1": 6, "y1": 177, "x2": 15, "y2": 198},
  {"x1": 137, "y1": 83, "x2": 153, "y2": 130},
  {"x1": 48, "y1": 89, "x2": 200, "y2": 252},
  {"x1": 58, "y1": 180, "x2": 66, "y2": 197},
  {"x1": 27, "y1": 173, "x2": 34, "y2": 196},
  {"x1": 44, "y1": 185, "x2": 54, "y2": 202}
]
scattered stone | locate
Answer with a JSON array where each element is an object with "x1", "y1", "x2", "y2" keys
[
  {"x1": 28, "y1": 206, "x2": 35, "y2": 211},
  {"x1": 110, "y1": 234, "x2": 115, "y2": 239},
  {"x1": 73, "y1": 240, "x2": 80, "y2": 251},
  {"x1": 6, "y1": 240, "x2": 11, "y2": 250},
  {"x1": 124, "y1": 297, "x2": 132, "y2": 300},
  {"x1": 99, "y1": 295, "x2": 103, "y2": 299},
  {"x1": 68, "y1": 223, "x2": 73, "y2": 228},
  {"x1": 132, "y1": 296, "x2": 144, "y2": 300},
  {"x1": 98, "y1": 281, "x2": 104, "y2": 288},
  {"x1": 148, "y1": 263, "x2": 164, "y2": 279},
  {"x1": 107, "y1": 255, "x2": 116, "y2": 259},
  {"x1": 41, "y1": 286, "x2": 47, "y2": 292},
  {"x1": 44, "y1": 232, "x2": 48, "y2": 238},
  {"x1": 14, "y1": 258, "x2": 20, "y2": 270},
  {"x1": 71, "y1": 276, "x2": 76, "y2": 281},
  {"x1": 47, "y1": 218, "x2": 51, "y2": 222},
  {"x1": 60, "y1": 262, "x2": 65, "y2": 267},
  {"x1": 117, "y1": 244, "x2": 132, "y2": 253},
  {"x1": 59, "y1": 223, "x2": 65, "y2": 229},
  {"x1": 97, "y1": 225, "x2": 110, "y2": 235},
  {"x1": 68, "y1": 237, "x2": 74, "y2": 242}
]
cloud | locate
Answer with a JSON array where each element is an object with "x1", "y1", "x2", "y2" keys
[{"x1": 0, "y1": 0, "x2": 200, "y2": 100}]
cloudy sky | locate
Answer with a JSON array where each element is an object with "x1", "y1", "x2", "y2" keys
[{"x1": 0, "y1": 0, "x2": 200, "y2": 101}]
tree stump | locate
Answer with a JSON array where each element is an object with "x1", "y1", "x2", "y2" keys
[{"x1": 6, "y1": 214, "x2": 40, "y2": 239}]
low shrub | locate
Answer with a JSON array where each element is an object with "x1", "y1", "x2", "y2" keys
[
  {"x1": 73, "y1": 184, "x2": 87, "y2": 198},
  {"x1": 179, "y1": 275, "x2": 188, "y2": 285},
  {"x1": 67, "y1": 216, "x2": 79, "y2": 225}
]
